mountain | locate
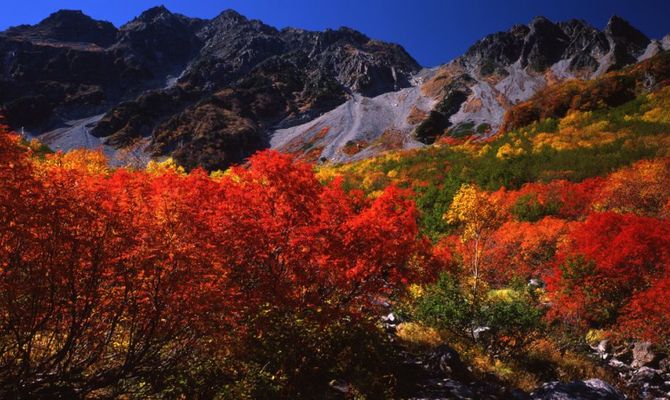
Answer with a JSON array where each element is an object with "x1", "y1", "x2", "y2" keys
[
  {"x1": 1, "y1": 8, "x2": 667, "y2": 169},
  {"x1": 0, "y1": 7, "x2": 419, "y2": 169},
  {"x1": 275, "y1": 16, "x2": 669, "y2": 163}
]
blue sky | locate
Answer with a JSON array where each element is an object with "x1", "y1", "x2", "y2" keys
[{"x1": 2, "y1": 0, "x2": 669, "y2": 66}]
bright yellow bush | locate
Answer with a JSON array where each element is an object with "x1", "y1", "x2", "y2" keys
[
  {"x1": 146, "y1": 157, "x2": 186, "y2": 175},
  {"x1": 395, "y1": 322, "x2": 442, "y2": 349}
]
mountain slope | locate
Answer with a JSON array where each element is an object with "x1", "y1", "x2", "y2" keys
[
  {"x1": 0, "y1": 7, "x2": 419, "y2": 169},
  {"x1": 1, "y1": 9, "x2": 667, "y2": 169},
  {"x1": 276, "y1": 16, "x2": 669, "y2": 163}
]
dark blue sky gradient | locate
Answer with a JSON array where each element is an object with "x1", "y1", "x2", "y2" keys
[{"x1": 2, "y1": 0, "x2": 669, "y2": 66}]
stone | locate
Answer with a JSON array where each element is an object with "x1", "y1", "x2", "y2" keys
[
  {"x1": 530, "y1": 379, "x2": 625, "y2": 400},
  {"x1": 659, "y1": 357, "x2": 670, "y2": 373},
  {"x1": 597, "y1": 339, "x2": 611, "y2": 354},
  {"x1": 632, "y1": 342, "x2": 663, "y2": 369},
  {"x1": 425, "y1": 344, "x2": 470, "y2": 382},
  {"x1": 629, "y1": 366, "x2": 663, "y2": 385},
  {"x1": 473, "y1": 326, "x2": 492, "y2": 341},
  {"x1": 607, "y1": 358, "x2": 629, "y2": 371},
  {"x1": 329, "y1": 379, "x2": 350, "y2": 394}
]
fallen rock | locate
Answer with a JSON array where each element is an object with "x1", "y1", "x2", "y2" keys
[
  {"x1": 629, "y1": 366, "x2": 663, "y2": 385},
  {"x1": 607, "y1": 358, "x2": 629, "y2": 371},
  {"x1": 659, "y1": 357, "x2": 670, "y2": 373},
  {"x1": 597, "y1": 339, "x2": 611, "y2": 355},
  {"x1": 425, "y1": 344, "x2": 470, "y2": 382},
  {"x1": 632, "y1": 341, "x2": 663, "y2": 368},
  {"x1": 530, "y1": 379, "x2": 624, "y2": 400}
]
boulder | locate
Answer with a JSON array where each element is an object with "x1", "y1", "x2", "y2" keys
[
  {"x1": 473, "y1": 326, "x2": 492, "y2": 341},
  {"x1": 659, "y1": 357, "x2": 670, "y2": 373},
  {"x1": 425, "y1": 344, "x2": 470, "y2": 382},
  {"x1": 530, "y1": 379, "x2": 624, "y2": 400},
  {"x1": 607, "y1": 358, "x2": 629, "y2": 371},
  {"x1": 629, "y1": 366, "x2": 663, "y2": 385},
  {"x1": 328, "y1": 379, "x2": 350, "y2": 394},
  {"x1": 612, "y1": 344, "x2": 633, "y2": 364},
  {"x1": 381, "y1": 312, "x2": 401, "y2": 332},
  {"x1": 597, "y1": 339, "x2": 611, "y2": 354},
  {"x1": 631, "y1": 341, "x2": 663, "y2": 368}
]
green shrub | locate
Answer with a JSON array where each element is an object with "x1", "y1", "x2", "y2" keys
[
  {"x1": 481, "y1": 290, "x2": 544, "y2": 356},
  {"x1": 415, "y1": 273, "x2": 472, "y2": 335},
  {"x1": 415, "y1": 274, "x2": 543, "y2": 357},
  {"x1": 511, "y1": 194, "x2": 562, "y2": 222}
]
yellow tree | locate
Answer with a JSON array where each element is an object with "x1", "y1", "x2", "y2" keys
[{"x1": 445, "y1": 184, "x2": 505, "y2": 337}]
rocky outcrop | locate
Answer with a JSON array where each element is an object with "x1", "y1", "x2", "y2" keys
[
  {"x1": 4, "y1": 10, "x2": 117, "y2": 47},
  {"x1": 435, "y1": 15, "x2": 656, "y2": 138},
  {"x1": 592, "y1": 340, "x2": 670, "y2": 398},
  {"x1": 1, "y1": 9, "x2": 666, "y2": 168},
  {"x1": 530, "y1": 379, "x2": 624, "y2": 400},
  {"x1": 0, "y1": 7, "x2": 419, "y2": 170},
  {"x1": 631, "y1": 341, "x2": 664, "y2": 369}
]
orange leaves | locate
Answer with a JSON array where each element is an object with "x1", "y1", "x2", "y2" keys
[
  {"x1": 490, "y1": 217, "x2": 569, "y2": 283},
  {"x1": 595, "y1": 157, "x2": 670, "y2": 217},
  {"x1": 206, "y1": 151, "x2": 425, "y2": 311},
  {"x1": 0, "y1": 139, "x2": 426, "y2": 392},
  {"x1": 37, "y1": 148, "x2": 110, "y2": 175}
]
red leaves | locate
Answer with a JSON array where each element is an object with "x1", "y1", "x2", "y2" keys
[
  {"x1": 0, "y1": 139, "x2": 426, "y2": 391},
  {"x1": 546, "y1": 212, "x2": 670, "y2": 332},
  {"x1": 618, "y1": 277, "x2": 670, "y2": 346}
]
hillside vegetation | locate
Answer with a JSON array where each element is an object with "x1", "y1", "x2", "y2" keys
[{"x1": 1, "y1": 51, "x2": 670, "y2": 399}]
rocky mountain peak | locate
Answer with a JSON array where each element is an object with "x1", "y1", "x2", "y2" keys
[
  {"x1": 606, "y1": 15, "x2": 650, "y2": 45},
  {"x1": 121, "y1": 5, "x2": 195, "y2": 31},
  {"x1": 605, "y1": 15, "x2": 650, "y2": 64},
  {"x1": 136, "y1": 5, "x2": 172, "y2": 21},
  {"x1": 321, "y1": 27, "x2": 370, "y2": 46},
  {"x1": 509, "y1": 24, "x2": 531, "y2": 38},
  {"x1": 214, "y1": 9, "x2": 246, "y2": 22},
  {"x1": 1, "y1": 8, "x2": 665, "y2": 170},
  {"x1": 520, "y1": 16, "x2": 570, "y2": 71},
  {"x1": 6, "y1": 9, "x2": 118, "y2": 47}
]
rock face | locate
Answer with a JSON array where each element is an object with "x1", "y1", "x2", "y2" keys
[
  {"x1": 417, "y1": 15, "x2": 653, "y2": 143},
  {"x1": 631, "y1": 341, "x2": 663, "y2": 368},
  {"x1": 0, "y1": 7, "x2": 419, "y2": 170},
  {"x1": 424, "y1": 344, "x2": 470, "y2": 382},
  {"x1": 272, "y1": 15, "x2": 664, "y2": 163},
  {"x1": 530, "y1": 379, "x2": 625, "y2": 400},
  {"x1": 0, "y1": 9, "x2": 665, "y2": 168}
]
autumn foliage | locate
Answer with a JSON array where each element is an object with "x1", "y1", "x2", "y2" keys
[{"x1": 0, "y1": 125, "x2": 427, "y2": 397}]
